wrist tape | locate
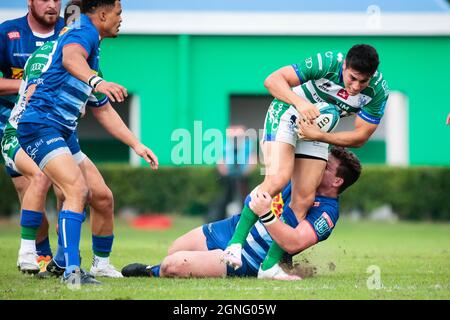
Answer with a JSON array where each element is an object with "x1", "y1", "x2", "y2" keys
[
  {"x1": 260, "y1": 211, "x2": 277, "y2": 226},
  {"x1": 88, "y1": 75, "x2": 104, "y2": 90}
]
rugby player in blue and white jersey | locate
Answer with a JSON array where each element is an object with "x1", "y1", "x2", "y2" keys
[
  {"x1": 0, "y1": 0, "x2": 65, "y2": 269},
  {"x1": 16, "y1": 0, "x2": 158, "y2": 285},
  {"x1": 121, "y1": 147, "x2": 361, "y2": 280}
]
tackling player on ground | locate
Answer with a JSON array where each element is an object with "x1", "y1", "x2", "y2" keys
[{"x1": 122, "y1": 147, "x2": 361, "y2": 280}]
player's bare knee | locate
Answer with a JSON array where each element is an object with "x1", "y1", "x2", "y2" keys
[
  {"x1": 70, "y1": 180, "x2": 89, "y2": 203},
  {"x1": 160, "y1": 254, "x2": 189, "y2": 277},
  {"x1": 263, "y1": 174, "x2": 290, "y2": 195},
  {"x1": 89, "y1": 185, "x2": 114, "y2": 215},
  {"x1": 32, "y1": 171, "x2": 51, "y2": 193}
]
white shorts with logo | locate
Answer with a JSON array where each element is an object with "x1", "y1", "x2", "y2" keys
[{"x1": 262, "y1": 99, "x2": 329, "y2": 161}]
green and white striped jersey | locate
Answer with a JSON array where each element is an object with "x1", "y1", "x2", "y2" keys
[{"x1": 292, "y1": 50, "x2": 389, "y2": 124}]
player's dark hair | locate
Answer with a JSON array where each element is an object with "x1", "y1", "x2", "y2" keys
[
  {"x1": 345, "y1": 44, "x2": 379, "y2": 76},
  {"x1": 64, "y1": 0, "x2": 81, "y2": 24},
  {"x1": 330, "y1": 146, "x2": 362, "y2": 194},
  {"x1": 81, "y1": 0, "x2": 118, "y2": 14}
]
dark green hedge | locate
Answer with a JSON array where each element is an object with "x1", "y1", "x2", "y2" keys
[{"x1": 1, "y1": 165, "x2": 449, "y2": 220}]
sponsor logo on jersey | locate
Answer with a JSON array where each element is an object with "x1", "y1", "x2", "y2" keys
[
  {"x1": 271, "y1": 193, "x2": 284, "y2": 218},
  {"x1": 7, "y1": 31, "x2": 20, "y2": 40},
  {"x1": 36, "y1": 41, "x2": 45, "y2": 47},
  {"x1": 30, "y1": 63, "x2": 45, "y2": 72},
  {"x1": 314, "y1": 212, "x2": 334, "y2": 237},
  {"x1": 288, "y1": 115, "x2": 298, "y2": 132},
  {"x1": 11, "y1": 67, "x2": 24, "y2": 80},
  {"x1": 358, "y1": 95, "x2": 369, "y2": 107},
  {"x1": 337, "y1": 89, "x2": 349, "y2": 100},
  {"x1": 318, "y1": 80, "x2": 332, "y2": 92},
  {"x1": 59, "y1": 26, "x2": 70, "y2": 36}
]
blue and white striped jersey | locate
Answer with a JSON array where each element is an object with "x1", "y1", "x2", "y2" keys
[
  {"x1": 19, "y1": 14, "x2": 104, "y2": 132},
  {"x1": 242, "y1": 183, "x2": 339, "y2": 272}
]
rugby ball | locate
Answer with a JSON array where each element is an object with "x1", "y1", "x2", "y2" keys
[{"x1": 314, "y1": 102, "x2": 340, "y2": 133}]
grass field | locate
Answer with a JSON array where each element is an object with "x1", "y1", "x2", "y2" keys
[{"x1": 0, "y1": 215, "x2": 449, "y2": 300}]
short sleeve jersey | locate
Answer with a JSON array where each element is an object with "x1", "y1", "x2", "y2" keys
[
  {"x1": 291, "y1": 50, "x2": 390, "y2": 124},
  {"x1": 0, "y1": 15, "x2": 64, "y2": 132},
  {"x1": 20, "y1": 14, "x2": 103, "y2": 132}
]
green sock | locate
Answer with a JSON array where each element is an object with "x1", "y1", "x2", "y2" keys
[
  {"x1": 21, "y1": 226, "x2": 38, "y2": 240},
  {"x1": 261, "y1": 241, "x2": 285, "y2": 271},
  {"x1": 94, "y1": 250, "x2": 110, "y2": 258},
  {"x1": 228, "y1": 205, "x2": 259, "y2": 246}
]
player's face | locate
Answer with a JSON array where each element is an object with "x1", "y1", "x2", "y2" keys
[
  {"x1": 322, "y1": 155, "x2": 341, "y2": 188},
  {"x1": 342, "y1": 62, "x2": 371, "y2": 96},
  {"x1": 29, "y1": 0, "x2": 62, "y2": 28},
  {"x1": 103, "y1": 0, "x2": 123, "y2": 38}
]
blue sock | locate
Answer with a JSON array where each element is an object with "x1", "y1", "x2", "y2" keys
[
  {"x1": 36, "y1": 237, "x2": 53, "y2": 257},
  {"x1": 92, "y1": 234, "x2": 114, "y2": 258},
  {"x1": 20, "y1": 209, "x2": 43, "y2": 229},
  {"x1": 59, "y1": 210, "x2": 84, "y2": 276},
  {"x1": 53, "y1": 230, "x2": 66, "y2": 267},
  {"x1": 151, "y1": 265, "x2": 160, "y2": 277}
]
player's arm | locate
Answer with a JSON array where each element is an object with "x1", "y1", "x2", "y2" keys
[
  {"x1": 264, "y1": 66, "x2": 320, "y2": 120},
  {"x1": 249, "y1": 191, "x2": 317, "y2": 254},
  {"x1": 90, "y1": 102, "x2": 159, "y2": 169},
  {"x1": 298, "y1": 115, "x2": 378, "y2": 148},
  {"x1": 0, "y1": 78, "x2": 21, "y2": 95},
  {"x1": 62, "y1": 44, "x2": 127, "y2": 103},
  {"x1": 24, "y1": 84, "x2": 37, "y2": 103}
]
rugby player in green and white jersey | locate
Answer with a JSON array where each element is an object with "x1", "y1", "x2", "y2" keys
[
  {"x1": 223, "y1": 44, "x2": 389, "y2": 280},
  {"x1": 1, "y1": 40, "x2": 60, "y2": 273}
]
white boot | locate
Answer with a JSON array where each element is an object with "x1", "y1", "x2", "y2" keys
[
  {"x1": 17, "y1": 250, "x2": 39, "y2": 274},
  {"x1": 258, "y1": 263, "x2": 302, "y2": 281},
  {"x1": 90, "y1": 256, "x2": 123, "y2": 278},
  {"x1": 221, "y1": 244, "x2": 243, "y2": 270}
]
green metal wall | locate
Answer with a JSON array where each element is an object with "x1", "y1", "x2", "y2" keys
[{"x1": 100, "y1": 35, "x2": 450, "y2": 166}]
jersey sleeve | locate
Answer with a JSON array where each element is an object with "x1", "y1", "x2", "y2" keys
[
  {"x1": 292, "y1": 50, "x2": 343, "y2": 84},
  {"x1": 358, "y1": 80, "x2": 390, "y2": 124},
  {"x1": 61, "y1": 27, "x2": 97, "y2": 58},
  {"x1": 304, "y1": 203, "x2": 339, "y2": 242}
]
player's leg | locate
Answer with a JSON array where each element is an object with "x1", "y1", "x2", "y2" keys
[
  {"x1": 258, "y1": 220, "x2": 318, "y2": 280},
  {"x1": 223, "y1": 100, "x2": 297, "y2": 268},
  {"x1": 78, "y1": 156, "x2": 122, "y2": 278},
  {"x1": 168, "y1": 227, "x2": 209, "y2": 255},
  {"x1": 260, "y1": 142, "x2": 328, "y2": 272},
  {"x1": 122, "y1": 214, "x2": 239, "y2": 278},
  {"x1": 160, "y1": 250, "x2": 227, "y2": 278},
  {"x1": 18, "y1": 124, "x2": 97, "y2": 285},
  {"x1": 2, "y1": 130, "x2": 51, "y2": 273},
  {"x1": 14, "y1": 149, "x2": 54, "y2": 272}
]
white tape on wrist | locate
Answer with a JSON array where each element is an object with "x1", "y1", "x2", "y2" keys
[{"x1": 88, "y1": 75, "x2": 104, "y2": 90}]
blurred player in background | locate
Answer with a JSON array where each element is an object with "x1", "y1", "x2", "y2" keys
[
  {"x1": 122, "y1": 147, "x2": 361, "y2": 280},
  {"x1": 223, "y1": 45, "x2": 389, "y2": 279}
]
